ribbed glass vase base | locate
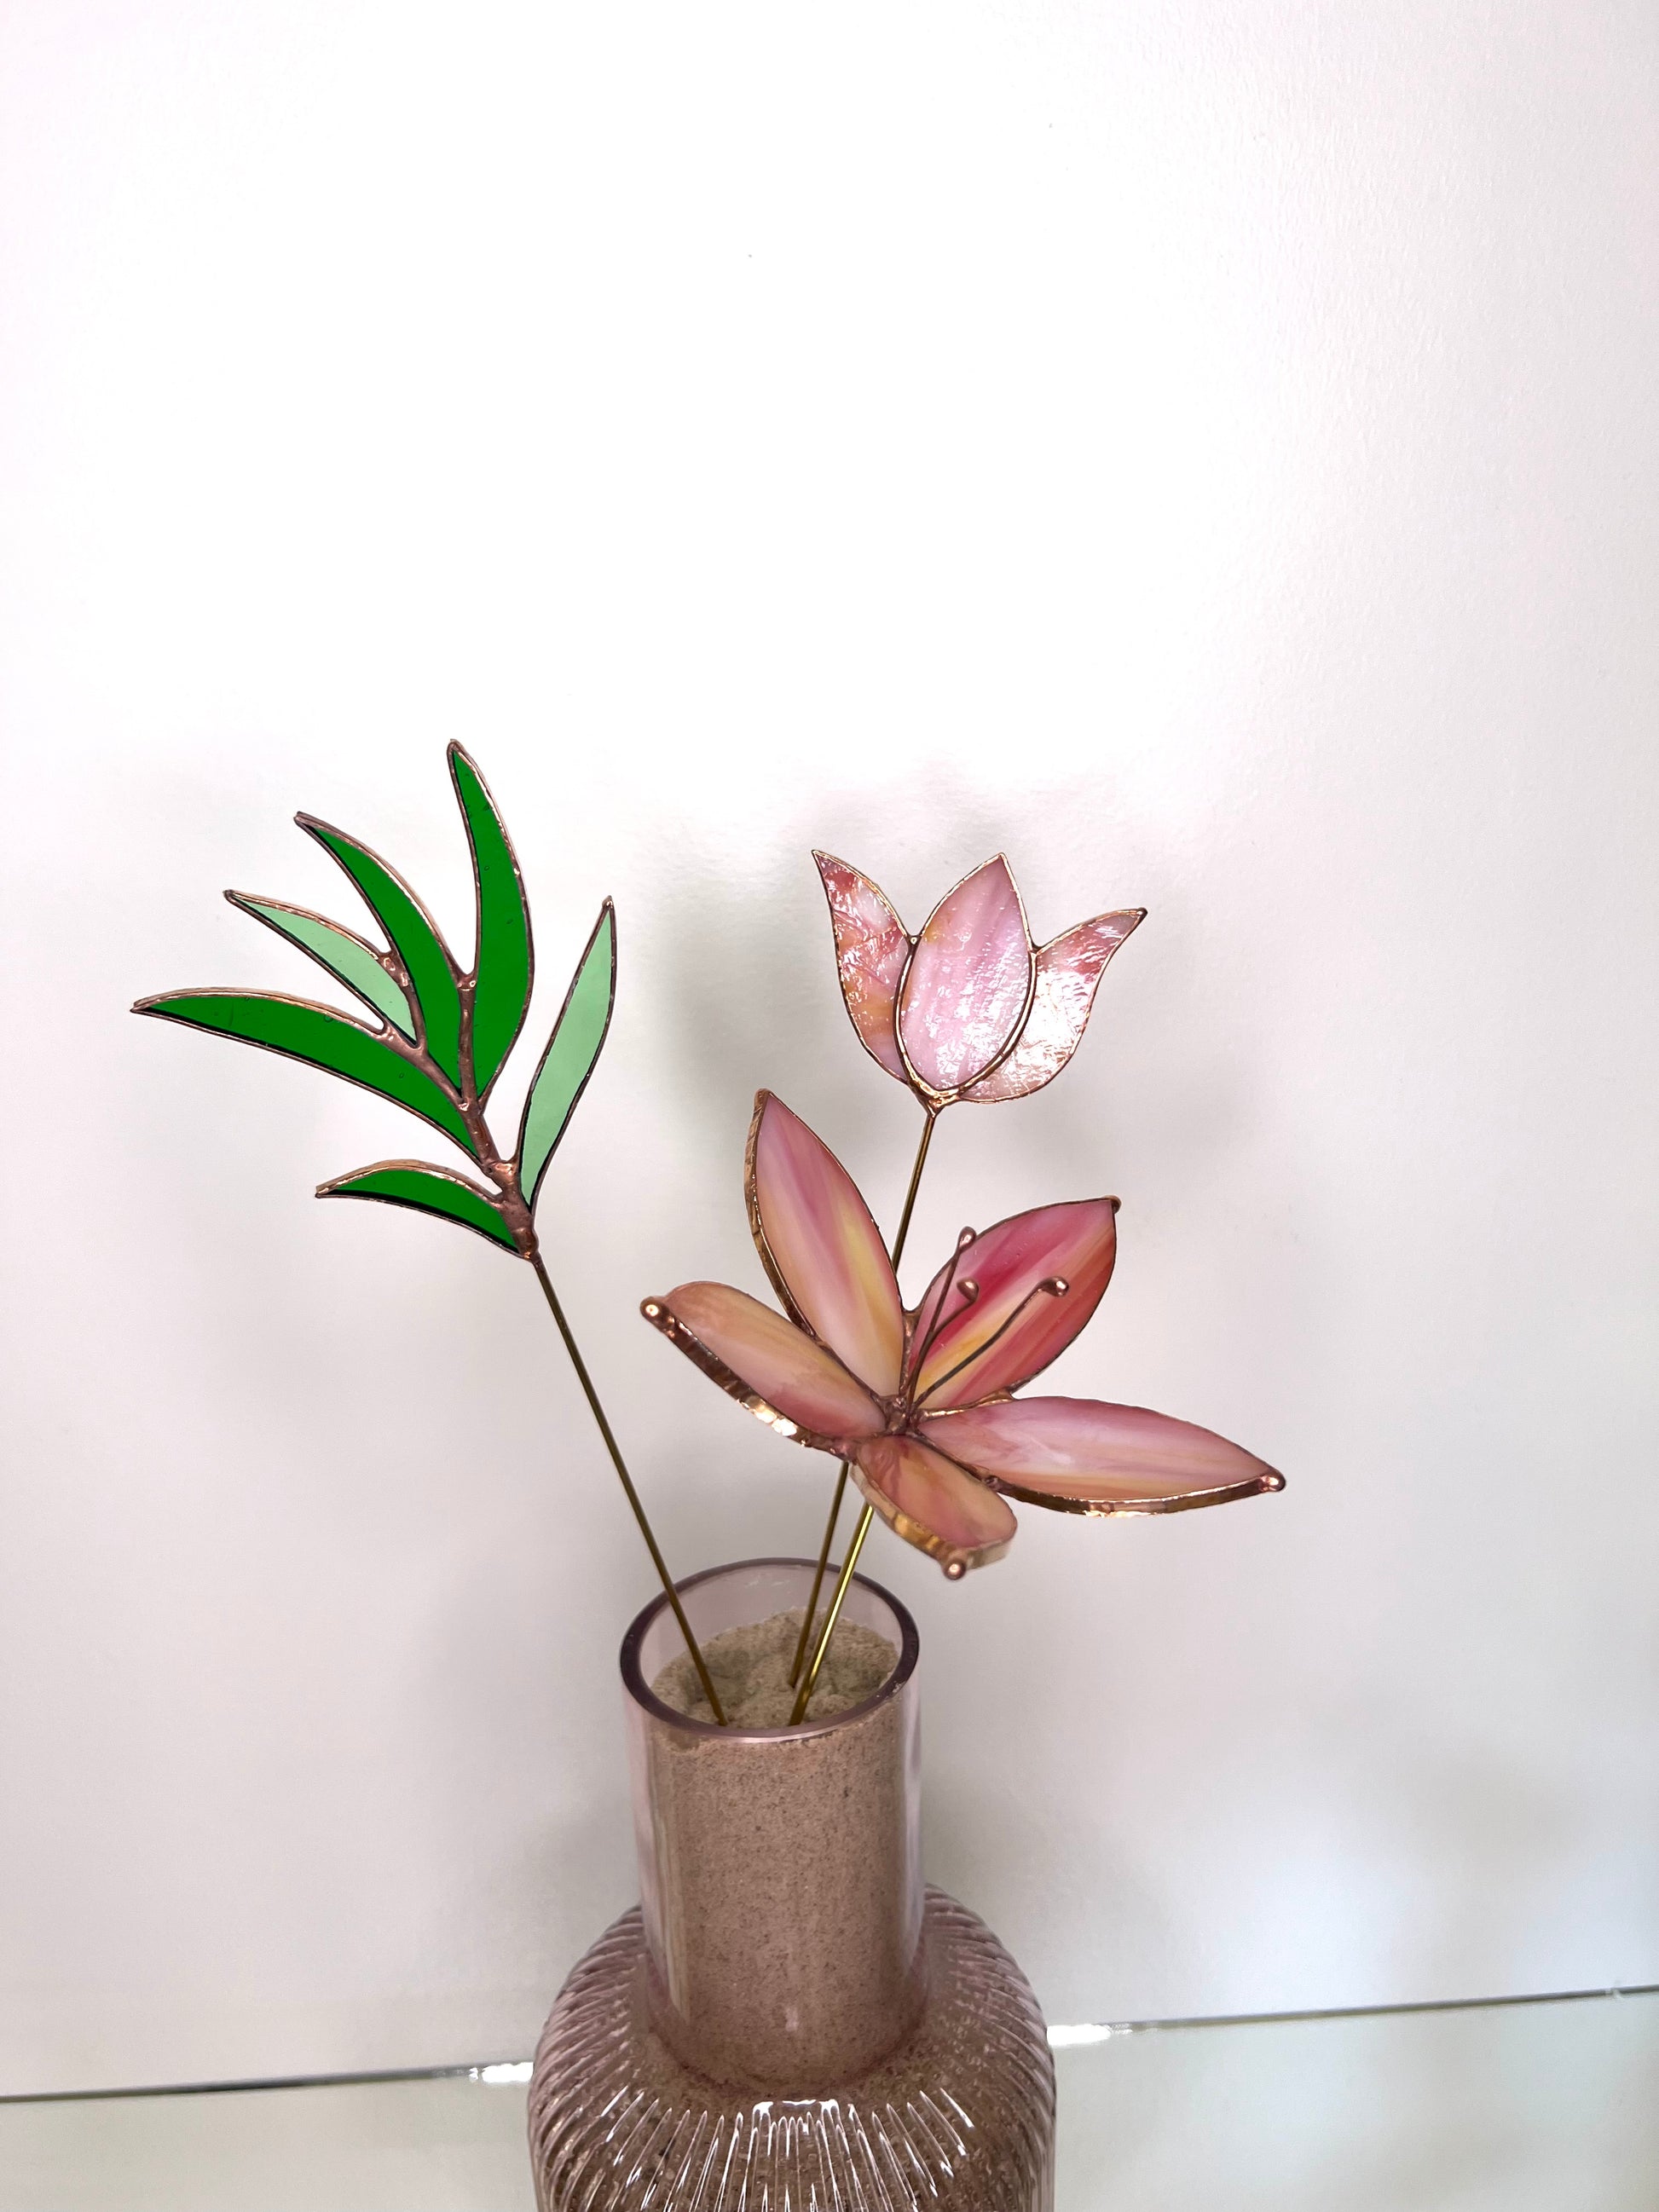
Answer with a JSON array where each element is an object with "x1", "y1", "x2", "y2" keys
[{"x1": 529, "y1": 1886, "x2": 1055, "y2": 2210}]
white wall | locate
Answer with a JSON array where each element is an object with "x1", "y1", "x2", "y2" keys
[{"x1": 3, "y1": 0, "x2": 1656, "y2": 2095}]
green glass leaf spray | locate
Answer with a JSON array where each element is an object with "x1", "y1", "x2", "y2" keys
[{"x1": 134, "y1": 747, "x2": 725, "y2": 1722}]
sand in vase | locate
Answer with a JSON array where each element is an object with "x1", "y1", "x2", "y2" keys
[
  {"x1": 635, "y1": 1584, "x2": 923, "y2": 2088},
  {"x1": 651, "y1": 1606, "x2": 895, "y2": 1727}
]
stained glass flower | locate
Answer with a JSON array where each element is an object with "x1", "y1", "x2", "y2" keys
[
  {"x1": 813, "y1": 852, "x2": 1146, "y2": 1109},
  {"x1": 644, "y1": 1093, "x2": 1282, "y2": 1576}
]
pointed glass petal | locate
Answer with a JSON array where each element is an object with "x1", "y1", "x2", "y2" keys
[
  {"x1": 747, "y1": 1093, "x2": 905, "y2": 1395},
  {"x1": 298, "y1": 816, "x2": 465, "y2": 1088},
  {"x1": 853, "y1": 1434, "x2": 1016, "y2": 1575},
  {"x1": 897, "y1": 856, "x2": 1034, "y2": 1098},
  {"x1": 911, "y1": 1197, "x2": 1119, "y2": 1407},
  {"x1": 917, "y1": 1396, "x2": 1284, "y2": 1513},
  {"x1": 812, "y1": 852, "x2": 910, "y2": 1082},
  {"x1": 228, "y1": 894, "x2": 414, "y2": 1038},
  {"x1": 132, "y1": 990, "x2": 473, "y2": 1152},
  {"x1": 964, "y1": 910, "x2": 1145, "y2": 1104},
  {"x1": 317, "y1": 1160, "x2": 518, "y2": 1250},
  {"x1": 517, "y1": 904, "x2": 616, "y2": 1210},
  {"x1": 643, "y1": 1282, "x2": 886, "y2": 1447},
  {"x1": 449, "y1": 746, "x2": 533, "y2": 1099}
]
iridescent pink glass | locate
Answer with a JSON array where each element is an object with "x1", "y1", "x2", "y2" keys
[{"x1": 814, "y1": 851, "x2": 1146, "y2": 1109}]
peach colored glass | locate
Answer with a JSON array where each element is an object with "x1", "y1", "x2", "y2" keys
[
  {"x1": 529, "y1": 1560, "x2": 1056, "y2": 2210},
  {"x1": 909, "y1": 1195, "x2": 1120, "y2": 1405},
  {"x1": 749, "y1": 1096, "x2": 905, "y2": 1395},
  {"x1": 645, "y1": 1093, "x2": 1283, "y2": 1575}
]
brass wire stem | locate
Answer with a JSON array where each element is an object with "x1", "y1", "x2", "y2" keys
[
  {"x1": 788, "y1": 1461, "x2": 848, "y2": 1685},
  {"x1": 889, "y1": 1106, "x2": 937, "y2": 1273},
  {"x1": 789, "y1": 1500, "x2": 875, "y2": 1725},
  {"x1": 903, "y1": 1226, "x2": 977, "y2": 1394},
  {"x1": 529, "y1": 1252, "x2": 727, "y2": 1726},
  {"x1": 789, "y1": 1110, "x2": 939, "y2": 1685}
]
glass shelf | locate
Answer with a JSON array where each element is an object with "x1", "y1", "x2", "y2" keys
[{"x1": 3, "y1": 1987, "x2": 1656, "y2": 2210}]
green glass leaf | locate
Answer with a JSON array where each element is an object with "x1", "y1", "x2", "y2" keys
[
  {"x1": 133, "y1": 990, "x2": 474, "y2": 1152},
  {"x1": 517, "y1": 901, "x2": 616, "y2": 1210},
  {"x1": 298, "y1": 815, "x2": 465, "y2": 1089},
  {"x1": 227, "y1": 892, "x2": 415, "y2": 1038},
  {"x1": 316, "y1": 1160, "x2": 518, "y2": 1250},
  {"x1": 448, "y1": 745, "x2": 532, "y2": 1099}
]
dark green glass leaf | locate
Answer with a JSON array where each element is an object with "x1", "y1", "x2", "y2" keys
[
  {"x1": 298, "y1": 815, "x2": 464, "y2": 1089},
  {"x1": 132, "y1": 990, "x2": 473, "y2": 1152},
  {"x1": 448, "y1": 745, "x2": 532, "y2": 1098},
  {"x1": 316, "y1": 1160, "x2": 518, "y2": 1250},
  {"x1": 517, "y1": 901, "x2": 616, "y2": 1210},
  {"x1": 227, "y1": 892, "x2": 415, "y2": 1038}
]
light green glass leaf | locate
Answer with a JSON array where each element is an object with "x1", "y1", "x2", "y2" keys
[
  {"x1": 448, "y1": 745, "x2": 532, "y2": 1098},
  {"x1": 317, "y1": 1160, "x2": 518, "y2": 1250},
  {"x1": 517, "y1": 901, "x2": 616, "y2": 1210},
  {"x1": 132, "y1": 990, "x2": 473, "y2": 1152},
  {"x1": 228, "y1": 892, "x2": 414, "y2": 1038},
  {"x1": 298, "y1": 815, "x2": 465, "y2": 1089}
]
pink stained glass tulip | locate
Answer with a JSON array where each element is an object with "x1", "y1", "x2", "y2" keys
[
  {"x1": 642, "y1": 1093, "x2": 1283, "y2": 1576},
  {"x1": 813, "y1": 852, "x2": 1146, "y2": 1110}
]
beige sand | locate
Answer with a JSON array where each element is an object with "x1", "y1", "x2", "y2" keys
[
  {"x1": 650, "y1": 1607, "x2": 896, "y2": 1728},
  {"x1": 636, "y1": 1600, "x2": 919, "y2": 2088}
]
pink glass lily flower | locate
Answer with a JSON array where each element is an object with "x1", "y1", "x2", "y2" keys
[
  {"x1": 813, "y1": 852, "x2": 1146, "y2": 1108},
  {"x1": 643, "y1": 1093, "x2": 1283, "y2": 1576}
]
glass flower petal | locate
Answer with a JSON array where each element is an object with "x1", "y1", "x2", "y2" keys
[
  {"x1": 917, "y1": 1396, "x2": 1283, "y2": 1513},
  {"x1": 132, "y1": 989, "x2": 474, "y2": 1152},
  {"x1": 517, "y1": 903, "x2": 616, "y2": 1211},
  {"x1": 853, "y1": 1434, "x2": 1017, "y2": 1575},
  {"x1": 298, "y1": 814, "x2": 465, "y2": 1089},
  {"x1": 228, "y1": 894, "x2": 416, "y2": 1039},
  {"x1": 813, "y1": 852, "x2": 910, "y2": 1082},
  {"x1": 963, "y1": 910, "x2": 1145, "y2": 1105},
  {"x1": 897, "y1": 856, "x2": 1034, "y2": 1097},
  {"x1": 643, "y1": 1281, "x2": 886, "y2": 1447},
  {"x1": 747, "y1": 1092, "x2": 905, "y2": 1395},
  {"x1": 910, "y1": 1197, "x2": 1119, "y2": 1408},
  {"x1": 449, "y1": 744, "x2": 533, "y2": 1099},
  {"x1": 317, "y1": 1159, "x2": 518, "y2": 1250}
]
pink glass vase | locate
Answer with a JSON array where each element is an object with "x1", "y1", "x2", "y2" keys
[{"x1": 528, "y1": 1558, "x2": 1055, "y2": 2210}]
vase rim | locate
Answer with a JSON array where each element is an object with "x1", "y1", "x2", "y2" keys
[{"x1": 619, "y1": 1556, "x2": 921, "y2": 1742}]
